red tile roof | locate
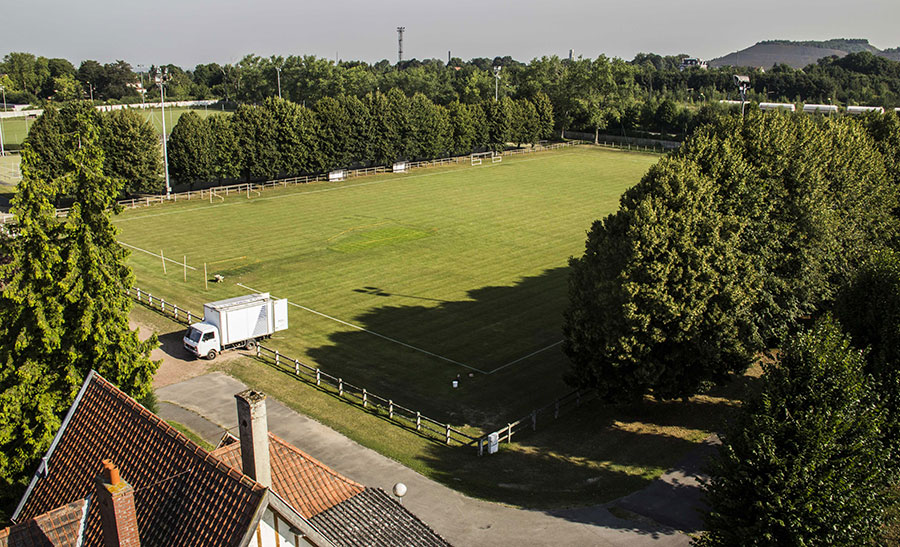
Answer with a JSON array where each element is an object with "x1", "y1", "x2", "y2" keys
[
  {"x1": 0, "y1": 499, "x2": 87, "y2": 547},
  {"x1": 212, "y1": 433, "x2": 364, "y2": 518},
  {"x1": 212, "y1": 434, "x2": 452, "y2": 547},
  {"x1": 14, "y1": 372, "x2": 266, "y2": 547}
]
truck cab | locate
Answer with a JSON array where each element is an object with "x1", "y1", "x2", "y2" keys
[{"x1": 183, "y1": 323, "x2": 220, "y2": 360}]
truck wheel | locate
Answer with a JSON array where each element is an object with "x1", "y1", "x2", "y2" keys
[
  {"x1": 206, "y1": 349, "x2": 218, "y2": 360},
  {"x1": 244, "y1": 340, "x2": 257, "y2": 350}
]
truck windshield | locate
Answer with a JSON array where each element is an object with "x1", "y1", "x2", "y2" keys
[{"x1": 186, "y1": 327, "x2": 202, "y2": 342}]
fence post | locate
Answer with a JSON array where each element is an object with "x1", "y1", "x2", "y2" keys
[
  {"x1": 362, "y1": 388, "x2": 367, "y2": 408},
  {"x1": 316, "y1": 368, "x2": 321, "y2": 386},
  {"x1": 275, "y1": 350, "x2": 280, "y2": 367},
  {"x1": 174, "y1": 307, "x2": 179, "y2": 321},
  {"x1": 532, "y1": 409, "x2": 537, "y2": 431},
  {"x1": 339, "y1": 378, "x2": 343, "y2": 396},
  {"x1": 478, "y1": 438, "x2": 484, "y2": 457},
  {"x1": 389, "y1": 400, "x2": 393, "y2": 418},
  {"x1": 148, "y1": 294, "x2": 153, "y2": 306},
  {"x1": 136, "y1": 288, "x2": 142, "y2": 300},
  {"x1": 416, "y1": 412, "x2": 421, "y2": 431},
  {"x1": 445, "y1": 424, "x2": 451, "y2": 444},
  {"x1": 161, "y1": 300, "x2": 166, "y2": 312},
  {"x1": 507, "y1": 423, "x2": 513, "y2": 443},
  {"x1": 187, "y1": 311, "x2": 193, "y2": 323},
  {"x1": 294, "y1": 359, "x2": 300, "y2": 375},
  {"x1": 256, "y1": 345, "x2": 260, "y2": 359}
]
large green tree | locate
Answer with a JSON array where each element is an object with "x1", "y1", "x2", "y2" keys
[
  {"x1": 167, "y1": 111, "x2": 213, "y2": 187},
  {"x1": 100, "y1": 109, "x2": 163, "y2": 194},
  {"x1": 564, "y1": 112, "x2": 898, "y2": 401},
  {"x1": 0, "y1": 150, "x2": 78, "y2": 521},
  {"x1": 700, "y1": 316, "x2": 894, "y2": 545},
  {"x1": 564, "y1": 156, "x2": 758, "y2": 401},
  {"x1": 0, "y1": 107, "x2": 159, "y2": 521},
  {"x1": 60, "y1": 109, "x2": 159, "y2": 403}
]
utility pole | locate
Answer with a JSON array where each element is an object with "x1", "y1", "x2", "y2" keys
[
  {"x1": 397, "y1": 27, "x2": 405, "y2": 68},
  {"x1": 155, "y1": 67, "x2": 172, "y2": 197},
  {"x1": 493, "y1": 65, "x2": 502, "y2": 101}
]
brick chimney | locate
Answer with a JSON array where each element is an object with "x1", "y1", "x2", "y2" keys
[
  {"x1": 235, "y1": 389, "x2": 271, "y2": 487},
  {"x1": 95, "y1": 459, "x2": 140, "y2": 547}
]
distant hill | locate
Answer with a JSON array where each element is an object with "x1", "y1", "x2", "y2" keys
[{"x1": 709, "y1": 39, "x2": 900, "y2": 69}]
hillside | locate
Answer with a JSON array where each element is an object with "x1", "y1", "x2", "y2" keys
[{"x1": 710, "y1": 39, "x2": 900, "y2": 69}]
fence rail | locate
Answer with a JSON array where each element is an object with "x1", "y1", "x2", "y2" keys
[
  {"x1": 127, "y1": 286, "x2": 479, "y2": 448},
  {"x1": 1, "y1": 140, "x2": 588, "y2": 224},
  {"x1": 474, "y1": 387, "x2": 598, "y2": 456}
]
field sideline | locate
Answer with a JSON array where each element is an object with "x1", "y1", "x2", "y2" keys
[{"x1": 116, "y1": 146, "x2": 658, "y2": 427}]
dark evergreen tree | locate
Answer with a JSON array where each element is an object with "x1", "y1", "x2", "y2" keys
[
  {"x1": 207, "y1": 114, "x2": 242, "y2": 182},
  {"x1": 100, "y1": 108, "x2": 163, "y2": 194},
  {"x1": 0, "y1": 150, "x2": 78, "y2": 521},
  {"x1": 166, "y1": 111, "x2": 212, "y2": 187},
  {"x1": 231, "y1": 104, "x2": 280, "y2": 180},
  {"x1": 60, "y1": 108, "x2": 159, "y2": 404}
]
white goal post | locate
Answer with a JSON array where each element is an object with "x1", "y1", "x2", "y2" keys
[{"x1": 471, "y1": 151, "x2": 501, "y2": 166}]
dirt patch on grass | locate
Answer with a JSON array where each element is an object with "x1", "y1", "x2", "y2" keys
[{"x1": 130, "y1": 307, "x2": 245, "y2": 388}]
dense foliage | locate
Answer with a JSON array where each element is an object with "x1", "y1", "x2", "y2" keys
[
  {"x1": 24, "y1": 102, "x2": 163, "y2": 196},
  {"x1": 0, "y1": 108, "x2": 158, "y2": 521},
  {"x1": 835, "y1": 251, "x2": 900, "y2": 460},
  {"x1": 564, "y1": 112, "x2": 899, "y2": 401},
  {"x1": 6, "y1": 49, "x2": 900, "y2": 139},
  {"x1": 165, "y1": 94, "x2": 551, "y2": 186},
  {"x1": 699, "y1": 316, "x2": 895, "y2": 545}
]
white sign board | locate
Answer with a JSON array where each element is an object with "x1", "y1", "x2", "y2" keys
[
  {"x1": 329, "y1": 170, "x2": 346, "y2": 181},
  {"x1": 393, "y1": 161, "x2": 408, "y2": 173}
]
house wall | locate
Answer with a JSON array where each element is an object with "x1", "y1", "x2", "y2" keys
[{"x1": 248, "y1": 508, "x2": 317, "y2": 547}]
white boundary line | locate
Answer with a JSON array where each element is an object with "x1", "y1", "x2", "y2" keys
[
  {"x1": 487, "y1": 340, "x2": 564, "y2": 374},
  {"x1": 236, "y1": 282, "x2": 488, "y2": 374},
  {"x1": 119, "y1": 241, "x2": 198, "y2": 270}
]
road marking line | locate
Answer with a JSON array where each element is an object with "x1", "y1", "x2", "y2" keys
[
  {"x1": 487, "y1": 340, "x2": 564, "y2": 374},
  {"x1": 119, "y1": 241, "x2": 198, "y2": 270},
  {"x1": 235, "y1": 282, "x2": 488, "y2": 374}
]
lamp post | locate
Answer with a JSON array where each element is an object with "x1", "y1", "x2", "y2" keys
[
  {"x1": 0, "y1": 85, "x2": 5, "y2": 156},
  {"x1": 734, "y1": 75, "x2": 750, "y2": 116},
  {"x1": 493, "y1": 65, "x2": 502, "y2": 102},
  {"x1": 155, "y1": 67, "x2": 172, "y2": 197},
  {"x1": 275, "y1": 65, "x2": 283, "y2": 99}
]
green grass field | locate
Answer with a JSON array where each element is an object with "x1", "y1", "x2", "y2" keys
[
  {"x1": 123, "y1": 146, "x2": 761, "y2": 508},
  {"x1": 0, "y1": 106, "x2": 229, "y2": 148},
  {"x1": 117, "y1": 147, "x2": 656, "y2": 428}
]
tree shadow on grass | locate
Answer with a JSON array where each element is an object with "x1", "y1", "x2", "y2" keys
[
  {"x1": 304, "y1": 266, "x2": 575, "y2": 426},
  {"x1": 300, "y1": 264, "x2": 759, "y2": 523}
]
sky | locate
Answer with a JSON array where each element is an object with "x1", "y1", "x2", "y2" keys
[{"x1": 5, "y1": 0, "x2": 900, "y2": 69}]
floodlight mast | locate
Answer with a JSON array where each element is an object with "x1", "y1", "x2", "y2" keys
[
  {"x1": 734, "y1": 74, "x2": 750, "y2": 116},
  {"x1": 155, "y1": 67, "x2": 172, "y2": 197},
  {"x1": 493, "y1": 65, "x2": 502, "y2": 101},
  {"x1": 0, "y1": 85, "x2": 6, "y2": 156}
]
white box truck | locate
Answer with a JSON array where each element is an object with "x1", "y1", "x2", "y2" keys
[{"x1": 183, "y1": 293, "x2": 288, "y2": 359}]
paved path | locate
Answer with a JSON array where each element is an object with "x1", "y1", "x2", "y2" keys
[{"x1": 157, "y1": 372, "x2": 694, "y2": 546}]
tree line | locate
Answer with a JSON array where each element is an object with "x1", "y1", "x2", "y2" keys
[
  {"x1": 562, "y1": 110, "x2": 900, "y2": 543},
  {"x1": 165, "y1": 92, "x2": 554, "y2": 186},
  {"x1": 5, "y1": 49, "x2": 900, "y2": 139}
]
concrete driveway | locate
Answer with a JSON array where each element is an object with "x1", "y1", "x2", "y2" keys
[{"x1": 157, "y1": 372, "x2": 700, "y2": 546}]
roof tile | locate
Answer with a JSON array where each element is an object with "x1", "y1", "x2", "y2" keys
[{"x1": 15, "y1": 374, "x2": 266, "y2": 547}]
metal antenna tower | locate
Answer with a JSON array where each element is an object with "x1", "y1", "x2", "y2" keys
[{"x1": 397, "y1": 27, "x2": 405, "y2": 67}]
